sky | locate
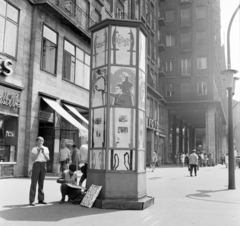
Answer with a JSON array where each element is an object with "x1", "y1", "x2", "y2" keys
[{"x1": 220, "y1": 0, "x2": 240, "y2": 100}]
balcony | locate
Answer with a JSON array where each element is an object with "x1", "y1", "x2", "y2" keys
[
  {"x1": 30, "y1": 0, "x2": 95, "y2": 38},
  {"x1": 158, "y1": 67, "x2": 167, "y2": 77},
  {"x1": 180, "y1": 0, "x2": 192, "y2": 4},
  {"x1": 158, "y1": 12, "x2": 166, "y2": 27},
  {"x1": 158, "y1": 39, "x2": 166, "y2": 52}
]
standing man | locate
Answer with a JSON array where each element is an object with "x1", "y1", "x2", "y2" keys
[
  {"x1": 29, "y1": 136, "x2": 50, "y2": 206},
  {"x1": 79, "y1": 142, "x2": 88, "y2": 186},
  {"x1": 59, "y1": 140, "x2": 71, "y2": 173},
  {"x1": 71, "y1": 145, "x2": 80, "y2": 170},
  {"x1": 189, "y1": 149, "x2": 198, "y2": 177}
]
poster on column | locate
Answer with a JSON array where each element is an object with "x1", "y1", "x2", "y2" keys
[
  {"x1": 138, "y1": 70, "x2": 145, "y2": 111},
  {"x1": 109, "y1": 108, "x2": 135, "y2": 148},
  {"x1": 89, "y1": 149, "x2": 105, "y2": 170},
  {"x1": 91, "y1": 108, "x2": 105, "y2": 148},
  {"x1": 138, "y1": 110, "x2": 145, "y2": 150},
  {"x1": 110, "y1": 66, "x2": 136, "y2": 107},
  {"x1": 111, "y1": 26, "x2": 136, "y2": 66},
  {"x1": 92, "y1": 28, "x2": 108, "y2": 68},
  {"x1": 91, "y1": 67, "x2": 107, "y2": 108}
]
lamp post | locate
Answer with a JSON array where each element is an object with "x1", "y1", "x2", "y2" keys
[{"x1": 222, "y1": 69, "x2": 238, "y2": 189}]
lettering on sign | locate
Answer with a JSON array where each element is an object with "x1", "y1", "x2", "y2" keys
[
  {"x1": 146, "y1": 117, "x2": 164, "y2": 132},
  {"x1": 114, "y1": 33, "x2": 133, "y2": 48},
  {"x1": 0, "y1": 92, "x2": 21, "y2": 109},
  {"x1": 0, "y1": 58, "x2": 13, "y2": 77},
  {"x1": 6, "y1": 131, "x2": 15, "y2": 138}
]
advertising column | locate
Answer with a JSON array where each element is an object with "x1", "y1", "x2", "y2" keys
[{"x1": 87, "y1": 19, "x2": 153, "y2": 210}]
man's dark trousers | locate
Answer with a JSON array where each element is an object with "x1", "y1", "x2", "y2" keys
[
  {"x1": 29, "y1": 162, "x2": 46, "y2": 203},
  {"x1": 189, "y1": 164, "x2": 197, "y2": 176}
]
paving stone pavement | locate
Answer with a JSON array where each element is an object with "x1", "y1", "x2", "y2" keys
[{"x1": 0, "y1": 164, "x2": 239, "y2": 226}]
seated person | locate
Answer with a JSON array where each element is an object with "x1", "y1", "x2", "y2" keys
[{"x1": 59, "y1": 163, "x2": 83, "y2": 204}]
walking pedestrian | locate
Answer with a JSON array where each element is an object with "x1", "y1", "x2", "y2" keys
[
  {"x1": 29, "y1": 136, "x2": 50, "y2": 206},
  {"x1": 225, "y1": 153, "x2": 229, "y2": 168},
  {"x1": 59, "y1": 140, "x2": 71, "y2": 173},
  {"x1": 189, "y1": 149, "x2": 198, "y2": 177},
  {"x1": 151, "y1": 151, "x2": 158, "y2": 172},
  {"x1": 180, "y1": 153, "x2": 186, "y2": 167}
]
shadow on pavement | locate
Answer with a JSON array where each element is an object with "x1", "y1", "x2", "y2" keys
[
  {"x1": 186, "y1": 189, "x2": 240, "y2": 205},
  {"x1": 0, "y1": 202, "x2": 119, "y2": 222}
]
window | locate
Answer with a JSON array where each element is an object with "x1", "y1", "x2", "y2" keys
[
  {"x1": 166, "y1": 59, "x2": 174, "y2": 72},
  {"x1": 146, "y1": 97, "x2": 153, "y2": 118},
  {"x1": 63, "y1": 40, "x2": 90, "y2": 89},
  {"x1": 181, "y1": 8, "x2": 191, "y2": 26},
  {"x1": 166, "y1": 34, "x2": 175, "y2": 47},
  {"x1": 181, "y1": 32, "x2": 191, "y2": 51},
  {"x1": 197, "y1": 31, "x2": 206, "y2": 44},
  {"x1": 150, "y1": 4, "x2": 154, "y2": 30},
  {"x1": 0, "y1": 114, "x2": 18, "y2": 162},
  {"x1": 197, "y1": 82, "x2": 207, "y2": 95},
  {"x1": 196, "y1": 6, "x2": 206, "y2": 19},
  {"x1": 166, "y1": 84, "x2": 174, "y2": 97},
  {"x1": 41, "y1": 25, "x2": 57, "y2": 74},
  {"x1": 166, "y1": 10, "x2": 175, "y2": 23},
  {"x1": 197, "y1": 57, "x2": 207, "y2": 69},
  {"x1": 0, "y1": 1, "x2": 19, "y2": 57},
  {"x1": 181, "y1": 58, "x2": 191, "y2": 76},
  {"x1": 92, "y1": 10, "x2": 101, "y2": 23},
  {"x1": 135, "y1": 0, "x2": 140, "y2": 20}
]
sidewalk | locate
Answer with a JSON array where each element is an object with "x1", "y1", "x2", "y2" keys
[{"x1": 0, "y1": 164, "x2": 239, "y2": 226}]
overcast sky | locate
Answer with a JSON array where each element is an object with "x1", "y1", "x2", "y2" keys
[{"x1": 220, "y1": 0, "x2": 240, "y2": 100}]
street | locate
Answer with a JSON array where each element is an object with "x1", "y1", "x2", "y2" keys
[{"x1": 0, "y1": 164, "x2": 239, "y2": 226}]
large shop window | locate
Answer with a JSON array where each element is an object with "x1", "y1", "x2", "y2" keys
[
  {"x1": 41, "y1": 25, "x2": 57, "y2": 74},
  {"x1": 63, "y1": 40, "x2": 90, "y2": 89},
  {"x1": 0, "y1": 114, "x2": 18, "y2": 162},
  {"x1": 0, "y1": 1, "x2": 19, "y2": 57}
]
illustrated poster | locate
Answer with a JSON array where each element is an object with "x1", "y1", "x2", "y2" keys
[
  {"x1": 109, "y1": 108, "x2": 135, "y2": 148},
  {"x1": 109, "y1": 150, "x2": 135, "y2": 171},
  {"x1": 91, "y1": 67, "x2": 107, "y2": 108},
  {"x1": 138, "y1": 110, "x2": 145, "y2": 149},
  {"x1": 89, "y1": 149, "x2": 105, "y2": 170},
  {"x1": 92, "y1": 28, "x2": 108, "y2": 68},
  {"x1": 139, "y1": 31, "x2": 146, "y2": 72},
  {"x1": 91, "y1": 108, "x2": 105, "y2": 148},
  {"x1": 110, "y1": 66, "x2": 136, "y2": 107},
  {"x1": 111, "y1": 26, "x2": 136, "y2": 66}
]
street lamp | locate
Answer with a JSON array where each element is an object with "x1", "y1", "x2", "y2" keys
[{"x1": 221, "y1": 69, "x2": 238, "y2": 189}]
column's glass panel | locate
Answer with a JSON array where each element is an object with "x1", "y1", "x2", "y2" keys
[
  {"x1": 91, "y1": 67, "x2": 107, "y2": 108},
  {"x1": 92, "y1": 27, "x2": 108, "y2": 68},
  {"x1": 138, "y1": 110, "x2": 145, "y2": 149},
  {"x1": 139, "y1": 70, "x2": 146, "y2": 111},
  {"x1": 90, "y1": 108, "x2": 106, "y2": 148},
  {"x1": 108, "y1": 150, "x2": 135, "y2": 171},
  {"x1": 89, "y1": 149, "x2": 105, "y2": 170},
  {"x1": 138, "y1": 150, "x2": 145, "y2": 171},
  {"x1": 111, "y1": 26, "x2": 136, "y2": 66},
  {"x1": 109, "y1": 108, "x2": 135, "y2": 148},
  {"x1": 110, "y1": 66, "x2": 136, "y2": 107},
  {"x1": 139, "y1": 31, "x2": 146, "y2": 72}
]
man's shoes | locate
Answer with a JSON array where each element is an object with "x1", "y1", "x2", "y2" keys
[
  {"x1": 38, "y1": 200, "x2": 47, "y2": 204},
  {"x1": 29, "y1": 202, "x2": 35, "y2": 206},
  {"x1": 190, "y1": 174, "x2": 192, "y2": 177},
  {"x1": 59, "y1": 199, "x2": 65, "y2": 204}
]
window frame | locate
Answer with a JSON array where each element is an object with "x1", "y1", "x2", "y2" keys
[
  {"x1": 197, "y1": 30, "x2": 206, "y2": 44},
  {"x1": 0, "y1": 1, "x2": 20, "y2": 59},
  {"x1": 166, "y1": 84, "x2": 174, "y2": 97},
  {"x1": 166, "y1": 58, "x2": 175, "y2": 72},
  {"x1": 180, "y1": 8, "x2": 191, "y2": 27},
  {"x1": 41, "y1": 24, "x2": 58, "y2": 75},
  {"x1": 197, "y1": 56, "x2": 207, "y2": 70},
  {"x1": 196, "y1": 6, "x2": 206, "y2": 19},
  {"x1": 62, "y1": 38, "x2": 90, "y2": 90},
  {"x1": 197, "y1": 81, "x2": 207, "y2": 96},
  {"x1": 181, "y1": 58, "x2": 191, "y2": 76},
  {"x1": 166, "y1": 34, "x2": 175, "y2": 47}
]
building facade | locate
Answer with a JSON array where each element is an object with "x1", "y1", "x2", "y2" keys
[{"x1": 159, "y1": 0, "x2": 227, "y2": 163}]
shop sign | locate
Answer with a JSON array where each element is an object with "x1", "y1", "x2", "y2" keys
[
  {"x1": 147, "y1": 117, "x2": 164, "y2": 133},
  {"x1": 6, "y1": 130, "x2": 15, "y2": 138},
  {"x1": 0, "y1": 86, "x2": 21, "y2": 115},
  {"x1": 0, "y1": 58, "x2": 13, "y2": 77}
]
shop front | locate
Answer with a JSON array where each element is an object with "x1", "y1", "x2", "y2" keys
[
  {"x1": 0, "y1": 85, "x2": 21, "y2": 177},
  {"x1": 37, "y1": 96, "x2": 88, "y2": 174}
]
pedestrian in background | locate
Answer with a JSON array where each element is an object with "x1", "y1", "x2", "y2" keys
[
  {"x1": 59, "y1": 140, "x2": 71, "y2": 173},
  {"x1": 29, "y1": 136, "x2": 50, "y2": 206},
  {"x1": 72, "y1": 145, "x2": 80, "y2": 170},
  {"x1": 189, "y1": 149, "x2": 198, "y2": 177},
  {"x1": 185, "y1": 153, "x2": 189, "y2": 166},
  {"x1": 225, "y1": 153, "x2": 229, "y2": 168},
  {"x1": 220, "y1": 153, "x2": 225, "y2": 165},
  {"x1": 180, "y1": 153, "x2": 186, "y2": 167},
  {"x1": 151, "y1": 151, "x2": 158, "y2": 172}
]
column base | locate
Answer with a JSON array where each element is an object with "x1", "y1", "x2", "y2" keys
[{"x1": 93, "y1": 196, "x2": 154, "y2": 210}]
